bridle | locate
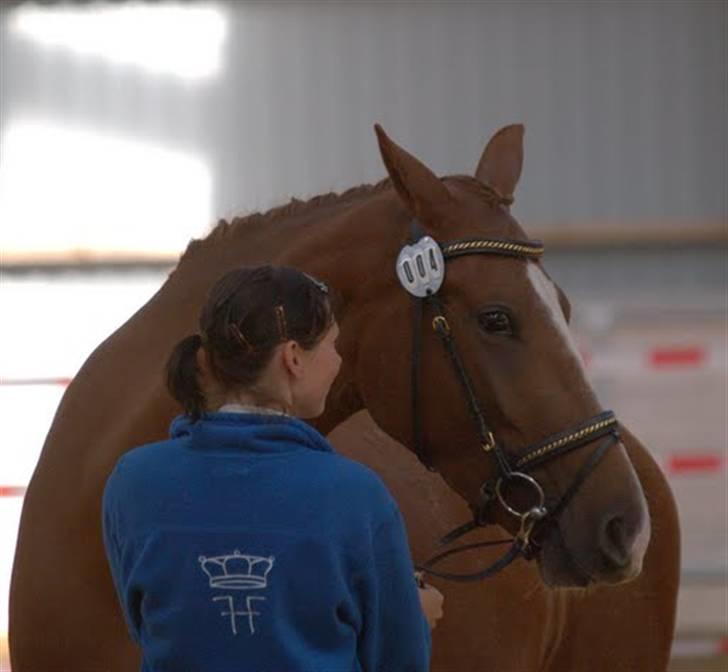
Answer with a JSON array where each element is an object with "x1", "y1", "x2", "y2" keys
[{"x1": 398, "y1": 218, "x2": 620, "y2": 583}]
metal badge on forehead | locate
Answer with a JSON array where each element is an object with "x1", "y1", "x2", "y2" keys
[{"x1": 396, "y1": 236, "x2": 445, "y2": 297}]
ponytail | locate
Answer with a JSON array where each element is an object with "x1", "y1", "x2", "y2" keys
[{"x1": 165, "y1": 334, "x2": 206, "y2": 420}]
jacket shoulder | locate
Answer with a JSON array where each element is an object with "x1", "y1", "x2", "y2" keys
[{"x1": 316, "y1": 453, "x2": 399, "y2": 519}]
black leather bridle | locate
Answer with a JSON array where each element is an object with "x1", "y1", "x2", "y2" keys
[{"x1": 402, "y1": 219, "x2": 620, "y2": 583}]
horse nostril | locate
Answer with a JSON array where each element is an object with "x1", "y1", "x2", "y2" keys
[{"x1": 599, "y1": 516, "x2": 631, "y2": 569}]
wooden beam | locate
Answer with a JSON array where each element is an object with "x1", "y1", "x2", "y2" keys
[
  {"x1": 529, "y1": 220, "x2": 727, "y2": 248},
  {"x1": 0, "y1": 220, "x2": 725, "y2": 268}
]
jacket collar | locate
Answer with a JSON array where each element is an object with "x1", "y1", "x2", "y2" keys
[{"x1": 170, "y1": 412, "x2": 333, "y2": 456}]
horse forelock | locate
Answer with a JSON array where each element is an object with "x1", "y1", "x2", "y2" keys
[
  {"x1": 445, "y1": 174, "x2": 505, "y2": 204},
  {"x1": 443, "y1": 175, "x2": 529, "y2": 241}
]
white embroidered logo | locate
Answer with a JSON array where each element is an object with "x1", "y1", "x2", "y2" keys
[{"x1": 199, "y1": 549, "x2": 275, "y2": 635}]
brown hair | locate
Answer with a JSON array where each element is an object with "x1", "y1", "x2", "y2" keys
[{"x1": 166, "y1": 265, "x2": 335, "y2": 419}]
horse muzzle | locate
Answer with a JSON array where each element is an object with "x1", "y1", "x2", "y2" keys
[{"x1": 537, "y1": 460, "x2": 651, "y2": 588}]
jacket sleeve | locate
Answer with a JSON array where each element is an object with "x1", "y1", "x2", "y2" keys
[
  {"x1": 101, "y1": 463, "x2": 143, "y2": 645},
  {"x1": 357, "y1": 505, "x2": 431, "y2": 672}
]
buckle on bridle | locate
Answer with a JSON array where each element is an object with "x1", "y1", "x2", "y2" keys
[
  {"x1": 481, "y1": 432, "x2": 496, "y2": 452},
  {"x1": 432, "y1": 315, "x2": 450, "y2": 335}
]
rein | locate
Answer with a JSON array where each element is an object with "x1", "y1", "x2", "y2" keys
[{"x1": 398, "y1": 219, "x2": 620, "y2": 583}]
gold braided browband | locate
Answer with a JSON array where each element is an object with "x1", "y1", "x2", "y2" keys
[
  {"x1": 441, "y1": 238, "x2": 545, "y2": 259},
  {"x1": 515, "y1": 415, "x2": 618, "y2": 469}
]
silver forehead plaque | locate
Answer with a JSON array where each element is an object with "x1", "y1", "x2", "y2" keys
[{"x1": 396, "y1": 236, "x2": 445, "y2": 297}]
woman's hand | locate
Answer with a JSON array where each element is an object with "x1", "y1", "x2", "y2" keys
[{"x1": 416, "y1": 578, "x2": 444, "y2": 630}]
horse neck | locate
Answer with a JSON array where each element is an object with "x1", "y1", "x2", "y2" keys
[
  {"x1": 285, "y1": 192, "x2": 409, "y2": 434},
  {"x1": 174, "y1": 185, "x2": 407, "y2": 435}
]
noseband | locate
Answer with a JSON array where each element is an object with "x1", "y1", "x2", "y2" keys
[{"x1": 399, "y1": 220, "x2": 620, "y2": 583}]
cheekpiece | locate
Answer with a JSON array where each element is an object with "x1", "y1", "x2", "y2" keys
[{"x1": 396, "y1": 235, "x2": 445, "y2": 298}]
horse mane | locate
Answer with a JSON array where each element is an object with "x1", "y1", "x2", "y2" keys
[
  {"x1": 179, "y1": 173, "x2": 515, "y2": 263},
  {"x1": 180, "y1": 177, "x2": 393, "y2": 262}
]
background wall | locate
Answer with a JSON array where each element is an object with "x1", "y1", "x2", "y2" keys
[
  {"x1": 1, "y1": 1, "x2": 726, "y2": 669},
  {"x1": 1, "y1": 0, "x2": 726, "y2": 256}
]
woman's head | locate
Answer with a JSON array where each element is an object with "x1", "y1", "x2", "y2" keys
[{"x1": 166, "y1": 265, "x2": 340, "y2": 419}]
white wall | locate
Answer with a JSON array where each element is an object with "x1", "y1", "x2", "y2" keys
[{"x1": 1, "y1": 1, "x2": 725, "y2": 259}]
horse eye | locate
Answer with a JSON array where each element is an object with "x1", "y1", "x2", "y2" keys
[{"x1": 479, "y1": 310, "x2": 513, "y2": 335}]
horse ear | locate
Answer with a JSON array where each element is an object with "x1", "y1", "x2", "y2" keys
[
  {"x1": 474, "y1": 124, "x2": 525, "y2": 203},
  {"x1": 374, "y1": 124, "x2": 451, "y2": 221}
]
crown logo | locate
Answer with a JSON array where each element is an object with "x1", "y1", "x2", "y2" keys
[{"x1": 198, "y1": 549, "x2": 275, "y2": 590}]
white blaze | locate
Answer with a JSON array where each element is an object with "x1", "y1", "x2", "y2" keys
[{"x1": 525, "y1": 264, "x2": 587, "y2": 373}]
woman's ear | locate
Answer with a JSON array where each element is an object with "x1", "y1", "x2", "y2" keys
[{"x1": 280, "y1": 341, "x2": 304, "y2": 378}]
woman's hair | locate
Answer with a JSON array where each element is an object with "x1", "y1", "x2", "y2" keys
[{"x1": 166, "y1": 265, "x2": 335, "y2": 419}]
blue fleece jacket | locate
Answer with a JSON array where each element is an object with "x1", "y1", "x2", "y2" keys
[{"x1": 102, "y1": 412, "x2": 431, "y2": 672}]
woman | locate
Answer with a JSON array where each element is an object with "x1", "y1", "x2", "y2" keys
[{"x1": 102, "y1": 265, "x2": 443, "y2": 672}]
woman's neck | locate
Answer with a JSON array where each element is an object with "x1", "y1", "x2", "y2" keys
[
  {"x1": 216, "y1": 387, "x2": 291, "y2": 415},
  {"x1": 217, "y1": 402, "x2": 289, "y2": 416}
]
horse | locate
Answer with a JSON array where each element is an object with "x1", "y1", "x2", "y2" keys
[{"x1": 9, "y1": 124, "x2": 680, "y2": 671}]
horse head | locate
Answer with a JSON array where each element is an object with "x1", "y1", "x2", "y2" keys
[{"x1": 350, "y1": 124, "x2": 650, "y2": 588}]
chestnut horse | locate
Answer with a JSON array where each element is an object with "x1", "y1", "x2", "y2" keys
[{"x1": 9, "y1": 125, "x2": 679, "y2": 671}]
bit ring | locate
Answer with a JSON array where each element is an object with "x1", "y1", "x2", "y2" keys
[{"x1": 495, "y1": 471, "x2": 546, "y2": 519}]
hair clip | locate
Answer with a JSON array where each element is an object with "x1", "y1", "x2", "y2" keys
[
  {"x1": 302, "y1": 272, "x2": 329, "y2": 294},
  {"x1": 274, "y1": 305, "x2": 288, "y2": 341},
  {"x1": 228, "y1": 323, "x2": 255, "y2": 354}
]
